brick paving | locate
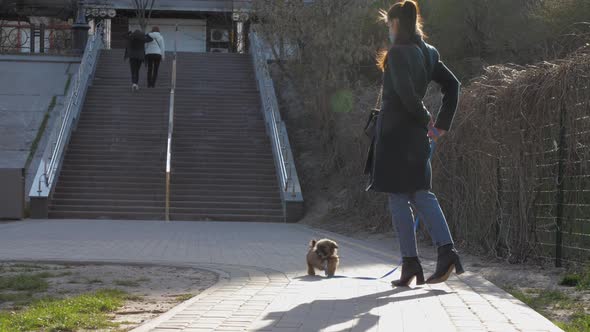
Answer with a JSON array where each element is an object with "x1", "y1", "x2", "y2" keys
[{"x1": 0, "y1": 220, "x2": 562, "y2": 332}]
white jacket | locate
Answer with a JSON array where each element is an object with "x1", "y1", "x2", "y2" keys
[{"x1": 145, "y1": 32, "x2": 165, "y2": 58}]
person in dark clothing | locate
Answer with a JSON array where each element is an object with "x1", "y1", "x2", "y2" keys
[
  {"x1": 365, "y1": 0, "x2": 462, "y2": 287},
  {"x1": 124, "y1": 29, "x2": 153, "y2": 91}
]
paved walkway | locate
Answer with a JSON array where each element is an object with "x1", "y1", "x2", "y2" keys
[{"x1": 0, "y1": 220, "x2": 562, "y2": 332}]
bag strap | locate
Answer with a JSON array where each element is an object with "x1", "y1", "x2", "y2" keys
[
  {"x1": 150, "y1": 33, "x2": 163, "y2": 54},
  {"x1": 374, "y1": 86, "x2": 383, "y2": 110}
]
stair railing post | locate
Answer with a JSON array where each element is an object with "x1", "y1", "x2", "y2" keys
[{"x1": 165, "y1": 24, "x2": 179, "y2": 222}]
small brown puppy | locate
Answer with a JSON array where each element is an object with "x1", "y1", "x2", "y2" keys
[{"x1": 307, "y1": 238, "x2": 339, "y2": 277}]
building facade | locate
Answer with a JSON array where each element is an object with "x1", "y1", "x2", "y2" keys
[{"x1": 0, "y1": 0, "x2": 252, "y2": 54}]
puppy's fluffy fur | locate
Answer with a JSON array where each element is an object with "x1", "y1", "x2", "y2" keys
[{"x1": 306, "y1": 238, "x2": 339, "y2": 277}]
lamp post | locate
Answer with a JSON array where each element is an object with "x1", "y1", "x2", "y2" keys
[{"x1": 72, "y1": 0, "x2": 90, "y2": 53}]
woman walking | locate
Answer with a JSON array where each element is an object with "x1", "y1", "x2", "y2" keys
[
  {"x1": 366, "y1": 0, "x2": 462, "y2": 287},
  {"x1": 145, "y1": 26, "x2": 166, "y2": 88},
  {"x1": 124, "y1": 29, "x2": 153, "y2": 91}
]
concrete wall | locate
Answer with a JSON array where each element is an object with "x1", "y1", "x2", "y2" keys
[
  {"x1": 0, "y1": 154, "x2": 25, "y2": 220},
  {"x1": 0, "y1": 55, "x2": 80, "y2": 210}
]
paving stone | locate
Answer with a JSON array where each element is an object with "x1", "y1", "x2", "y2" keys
[{"x1": 0, "y1": 220, "x2": 564, "y2": 332}]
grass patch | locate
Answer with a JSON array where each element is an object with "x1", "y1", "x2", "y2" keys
[
  {"x1": 34, "y1": 272, "x2": 57, "y2": 279},
  {"x1": 560, "y1": 274, "x2": 582, "y2": 287},
  {"x1": 0, "y1": 289, "x2": 126, "y2": 332},
  {"x1": 0, "y1": 292, "x2": 33, "y2": 305},
  {"x1": 560, "y1": 268, "x2": 590, "y2": 290},
  {"x1": 174, "y1": 294, "x2": 193, "y2": 302},
  {"x1": 114, "y1": 279, "x2": 143, "y2": 287},
  {"x1": 114, "y1": 280, "x2": 139, "y2": 287},
  {"x1": 558, "y1": 311, "x2": 590, "y2": 332},
  {"x1": 63, "y1": 74, "x2": 72, "y2": 95},
  {"x1": 67, "y1": 277, "x2": 102, "y2": 285},
  {"x1": 506, "y1": 286, "x2": 589, "y2": 330},
  {"x1": 9, "y1": 264, "x2": 44, "y2": 270},
  {"x1": 54, "y1": 271, "x2": 73, "y2": 277},
  {"x1": 0, "y1": 274, "x2": 49, "y2": 292},
  {"x1": 507, "y1": 288, "x2": 577, "y2": 313},
  {"x1": 87, "y1": 278, "x2": 103, "y2": 284},
  {"x1": 123, "y1": 294, "x2": 143, "y2": 301},
  {"x1": 25, "y1": 95, "x2": 56, "y2": 169}
]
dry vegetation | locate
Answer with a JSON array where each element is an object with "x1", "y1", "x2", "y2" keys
[
  {"x1": 433, "y1": 48, "x2": 590, "y2": 263},
  {"x1": 254, "y1": 0, "x2": 590, "y2": 264}
]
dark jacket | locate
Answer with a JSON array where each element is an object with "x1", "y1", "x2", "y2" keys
[
  {"x1": 124, "y1": 30, "x2": 153, "y2": 61},
  {"x1": 365, "y1": 40, "x2": 460, "y2": 193}
]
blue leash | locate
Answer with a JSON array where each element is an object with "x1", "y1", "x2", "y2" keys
[{"x1": 347, "y1": 136, "x2": 438, "y2": 281}]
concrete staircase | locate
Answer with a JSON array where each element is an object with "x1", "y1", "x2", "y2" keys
[
  {"x1": 170, "y1": 53, "x2": 283, "y2": 222},
  {"x1": 49, "y1": 50, "x2": 284, "y2": 222},
  {"x1": 50, "y1": 49, "x2": 170, "y2": 219}
]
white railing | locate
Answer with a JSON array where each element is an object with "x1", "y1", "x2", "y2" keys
[
  {"x1": 249, "y1": 29, "x2": 302, "y2": 201},
  {"x1": 165, "y1": 24, "x2": 178, "y2": 221},
  {"x1": 29, "y1": 24, "x2": 104, "y2": 199}
]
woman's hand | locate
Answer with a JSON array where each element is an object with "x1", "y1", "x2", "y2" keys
[{"x1": 428, "y1": 120, "x2": 446, "y2": 142}]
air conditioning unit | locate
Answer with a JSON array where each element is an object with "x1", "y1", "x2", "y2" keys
[
  {"x1": 210, "y1": 48, "x2": 229, "y2": 53},
  {"x1": 210, "y1": 29, "x2": 230, "y2": 42}
]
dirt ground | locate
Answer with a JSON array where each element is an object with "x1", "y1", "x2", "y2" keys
[{"x1": 0, "y1": 262, "x2": 218, "y2": 331}]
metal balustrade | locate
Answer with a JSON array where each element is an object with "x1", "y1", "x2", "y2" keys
[
  {"x1": 249, "y1": 28, "x2": 303, "y2": 221},
  {"x1": 0, "y1": 22, "x2": 74, "y2": 54},
  {"x1": 29, "y1": 24, "x2": 104, "y2": 214},
  {"x1": 165, "y1": 25, "x2": 178, "y2": 222}
]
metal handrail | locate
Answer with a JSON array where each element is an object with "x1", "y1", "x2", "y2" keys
[
  {"x1": 164, "y1": 24, "x2": 178, "y2": 221},
  {"x1": 30, "y1": 23, "x2": 104, "y2": 199},
  {"x1": 249, "y1": 29, "x2": 301, "y2": 199}
]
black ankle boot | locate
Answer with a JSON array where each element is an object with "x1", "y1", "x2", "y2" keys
[
  {"x1": 426, "y1": 244, "x2": 465, "y2": 284},
  {"x1": 391, "y1": 257, "x2": 425, "y2": 287}
]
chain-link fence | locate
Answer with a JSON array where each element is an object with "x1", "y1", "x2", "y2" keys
[{"x1": 432, "y1": 48, "x2": 590, "y2": 266}]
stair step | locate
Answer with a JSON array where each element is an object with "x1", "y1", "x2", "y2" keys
[
  {"x1": 54, "y1": 185, "x2": 279, "y2": 196},
  {"x1": 49, "y1": 204, "x2": 164, "y2": 213},
  {"x1": 48, "y1": 210, "x2": 165, "y2": 220},
  {"x1": 53, "y1": 192, "x2": 280, "y2": 202},
  {"x1": 168, "y1": 182, "x2": 278, "y2": 191},
  {"x1": 169, "y1": 213, "x2": 283, "y2": 223},
  {"x1": 51, "y1": 50, "x2": 285, "y2": 222},
  {"x1": 56, "y1": 180, "x2": 164, "y2": 188},
  {"x1": 52, "y1": 198, "x2": 164, "y2": 208},
  {"x1": 168, "y1": 206, "x2": 283, "y2": 216}
]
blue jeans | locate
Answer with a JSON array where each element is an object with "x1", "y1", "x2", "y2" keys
[{"x1": 388, "y1": 191, "x2": 454, "y2": 257}]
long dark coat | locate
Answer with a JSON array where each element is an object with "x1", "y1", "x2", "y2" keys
[
  {"x1": 365, "y1": 40, "x2": 460, "y2": 193},
  {"x1": 124, "y1": 30, "x2": 153, "y2": 61}
]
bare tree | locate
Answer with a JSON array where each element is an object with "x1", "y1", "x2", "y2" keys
[{"x1": 133, "y1": 0, "x2": 156, "y2": 32}]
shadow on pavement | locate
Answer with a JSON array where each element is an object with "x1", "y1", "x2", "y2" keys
[{"x1": 255, "y1": 286, "x2": 450, "y2": 331}]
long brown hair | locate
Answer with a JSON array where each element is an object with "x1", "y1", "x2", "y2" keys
[{"x1": 377, "y1": 0, "x2": 425, "y2": 71}]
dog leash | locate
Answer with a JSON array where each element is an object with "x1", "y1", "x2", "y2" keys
[{"x1": 348, "y1": 136, "x2": 438, "y2": 281}]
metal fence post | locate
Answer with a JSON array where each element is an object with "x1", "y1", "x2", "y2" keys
[
  {"x1": 39, "y1": 24, "x2": 45, "y2": 53},
  {"x1": 30, "y1": 24, "x2": 35, "y2": 53},
  {"x1": 495, "y1": 157, "x2": 503, "y2": 255},
  {"x1": 555, "y1": 102, "x2": 567, "y2": 267}
]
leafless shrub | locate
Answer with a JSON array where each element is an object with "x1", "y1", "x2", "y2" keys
[{"x1": 434, "y1": 43, "x2": 590, "y2": 263}]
